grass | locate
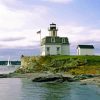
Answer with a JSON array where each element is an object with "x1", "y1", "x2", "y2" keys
[{"x1": 17, "y1": 55, "x2": 100, "y2": 75}]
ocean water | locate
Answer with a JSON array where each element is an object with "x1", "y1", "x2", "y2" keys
[
  {"x1": 0, "y1": 78, "x2": 100, "y2": 100},
  {"x1": 0, "y1": 65, "x2": 20, "y2": 74}
]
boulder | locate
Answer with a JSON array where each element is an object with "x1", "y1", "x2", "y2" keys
[
  {"x1": 0, "y1": 74, "x2": 8, "y2": 78},
  {"x1": 73, "y1": 74, "x2": 96, "y2": 81},
  {"x1": 32, "y1": 74, "x2": 74, "y2": 82},
  {"x1": 80, "y1": 82, "x2": 87, "y2": 85}
]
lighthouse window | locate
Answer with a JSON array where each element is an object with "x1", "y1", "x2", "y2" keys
[
  {"x1": 51, "y1": 38, "x2": 55, "y2": 43},
  {"x1": 47, "y1": 47, "x2": 50, "y2": 51},
  {"x1": 57, "y1": 47, "x2": 60, "y2": 51},
  {"x1": 57, "y1": 47, "x2": 60, "y2": 55},
  {"x1": 62, "y1": 38, "x2": 66, "y2": 43}
]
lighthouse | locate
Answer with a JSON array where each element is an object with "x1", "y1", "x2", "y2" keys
[
  {"x1": 48, "y1": 23, "x2": 58, "y2": 37},
  {"x1": 41, "y1": 23, "x2": 70, "y2": 56}
]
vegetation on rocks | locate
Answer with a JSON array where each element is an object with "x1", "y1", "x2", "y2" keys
[{"x1": 16, "y1": 55, "x2": 100, "y2": 75}]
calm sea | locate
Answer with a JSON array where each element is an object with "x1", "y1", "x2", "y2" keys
[{"x1": 0, "y1": 78, "x2": 100, "y2": 100}]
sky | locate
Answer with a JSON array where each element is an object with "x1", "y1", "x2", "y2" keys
[{"x1": 0, "y1": 0, "x2": 100, "y2": 60}]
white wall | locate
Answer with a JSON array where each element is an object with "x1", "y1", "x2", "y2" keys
[
  {"x1": 41, "y1": 45, "x2": 46, "y2": 56},
  {"x1": 61, "y1": 44, "x2": 70, "y2": 55},
  {"x1": 77, "y1": 48, "x2": 94, "y2": 55},
  {"x1": 41, "y1": 45, "x2": 61, "y2": 56},
  {"x1": 41, "y1": 44, "x2": 70, "y2": 56}
]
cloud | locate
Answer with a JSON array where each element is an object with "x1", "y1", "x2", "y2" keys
[
  {"x1": 57, "y1": 25, "x2": 100, "y2": 44},
  {"x1": 0, "y1": 0, "x2": 51, "y2": 49},
  {"x1": 0, "y1": 3, "x2": 49, "y2": 30},
  {"x1": 0, "y1": 0, "x2": 22, "y2": 8},
  {"x1": 42, "y1": 0, "x2": 73, "y2": 3},
  {"x1": 0, "y1": 37, "x2": 26, "y2": 42}
]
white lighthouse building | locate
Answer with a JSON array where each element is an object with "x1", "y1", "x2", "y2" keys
[{"x1": 41, "y1": 23, "x2": 70, "y2": 56}]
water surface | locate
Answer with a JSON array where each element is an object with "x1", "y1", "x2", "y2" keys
[
  {"x1": 0, "y1": 78, "x2": 100, "y2": 100},
  {"x1": 0, "y1": 65, "x2": 20, "y2": 74}
]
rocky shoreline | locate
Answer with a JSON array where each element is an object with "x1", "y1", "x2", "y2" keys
[
  {"x1": 32, "y1": 74, "x2": 74, "y2": 82},
  {"x1": 80, "y1": 76, "x2": 100, "y2": 85},
  {"x1": 0, "y1": 72, "x2": 100, "y2": 86},
  {"x1": 31, "y1": 74, "x2": 100, "y2": 85}
]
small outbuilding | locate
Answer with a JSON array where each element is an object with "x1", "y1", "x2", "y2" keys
[{"x1": 77, "y1": 45, "x2": 94, "y2": 55}]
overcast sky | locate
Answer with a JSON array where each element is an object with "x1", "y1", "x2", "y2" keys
[{"x1": 0, "y1": 0, "x2": 100, "y2": 60}]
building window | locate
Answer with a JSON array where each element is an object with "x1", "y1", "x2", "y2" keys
[
  {"x1": 47, "y1": 47, "x2": 50, "y2": 52},
  {"x1": 46, "y1": 47, "x2": 50, "y2": 55},
  {"x1": 62, "y1": 38, "x2": 66, "y2": 43},
  {"x1": 51, "y1": 37, "x2": 55, "y2": 43},
  {"x1": 57, "y1": 47, "x2": 60, "y2": 51},
  {"x1": 57, "y1": 47, "x2": 60, "y2": 55}
]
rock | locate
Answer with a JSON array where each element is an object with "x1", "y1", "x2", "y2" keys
[
  {"x1": 32, "y1": 74, "x2": 74, "y2": 82},
  {"x1": 32, "y1": 75, "x2": 62, "y2": 82},
  {"x1": 73, "y1": 74, "x2": 96, "y2": 81},
  {"x1": 63, "y1": 77, "x2": 74, "y2": 82},
  {"x1": 80, "y1": 76, "x2": 100, "y2": 85},
  {"x1": 80, "y1": 82, "x2": 87, "y2": 85},
  {"x1": 0, "y1": 74, "x2": 8, "y2": 78}
]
